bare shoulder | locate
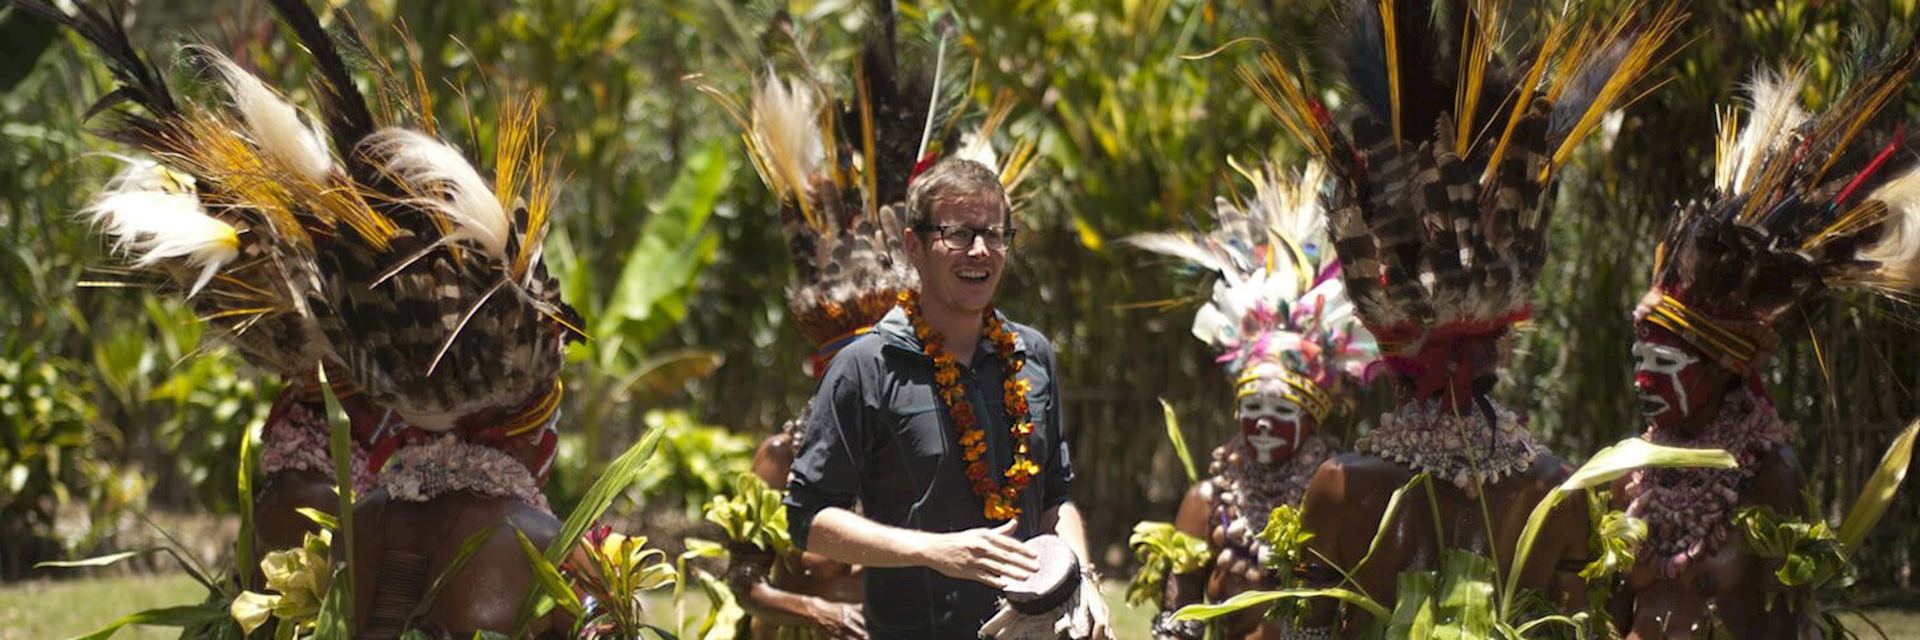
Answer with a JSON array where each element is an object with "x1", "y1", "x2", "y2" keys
[
  {"x1": 1304, "y1": 453, "x2": 1414, "y2": 515},
  {"x1": 752, "y1": 431, "x2": 797, "y2": 488},
  {"x1": 1173, "y1": 480, "x2": 1215, "y2": 537}
]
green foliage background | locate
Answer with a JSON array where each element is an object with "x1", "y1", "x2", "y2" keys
[{"x1": 1, "y1": 0, "x2": 1917, "y2": 595}]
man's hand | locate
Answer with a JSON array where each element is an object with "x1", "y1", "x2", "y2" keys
[
  {"x1": 1079, "y1": 574, "x2": 1112, "y2": 640},
  {"x1": 920, "y1": 519, "x2": 1039, "y2": 588},
  {"x1": 806, "y1": 599, "x2": 867, "y2": 639}
]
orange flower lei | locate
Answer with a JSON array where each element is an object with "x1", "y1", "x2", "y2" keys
[{"x1": 901, "y1": 290, "x2": 1041, "y2": 521}]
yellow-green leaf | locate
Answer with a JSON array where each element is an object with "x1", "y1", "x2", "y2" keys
[
  {"x1": 1838, "y1": 418, "x2": 1920, "y2": 551},
  {"x1": 1160, "y1": 398, "x2": 1198, "y2": 484}
]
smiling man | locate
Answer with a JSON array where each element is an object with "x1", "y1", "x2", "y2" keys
[{"x1": 784, "y1": 157, "x2": 1110, "y2": 638}]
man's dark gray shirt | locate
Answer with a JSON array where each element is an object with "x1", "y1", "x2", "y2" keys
[{"x1": 785, "y1": 306, "x2": 1074, "y2": 638}]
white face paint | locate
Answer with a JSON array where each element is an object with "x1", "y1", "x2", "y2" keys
[
  {"x1": 1632, "y1": 340, "x2": 1700, "y2": 418},
  {"x1": 1238, "y1": 390, "x2": 1305, "y2": 464}
]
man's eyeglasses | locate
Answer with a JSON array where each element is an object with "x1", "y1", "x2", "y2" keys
[{"x1": 918, "y1": 223, "x2": 1016, "y2": 251}]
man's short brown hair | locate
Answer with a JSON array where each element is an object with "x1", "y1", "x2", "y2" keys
[{"x1": 904, "y1": 158, "x2": 1010, "y2": 230}]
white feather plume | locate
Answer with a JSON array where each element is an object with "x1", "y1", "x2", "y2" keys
[
  {"x1": 1859, "y1": 167, "x2": 1920, "y2": 290},
  {"x1": 955, "y1": 129, "x2": 1001, "y2": 176},
  {"x1": 190, "y1": 45, "x2": 331, "y2": 182},
  {"x1": 1718, "y1": 67, "x2": 1809, "y2": 195},
  {"x1": 1256, "y1": 161, "x2": 1328, "y2": 252},
  {"x1": 86, "y1": 160, "x2": 240, "y2": 296},
  {"x1": 363, "y1": 128, "x2": 510, "y2": 258},
  {"x1": 750, "y1": 74, "x2": 824, "y2": 205},
  {"x1": 1119, "y1": 233, "x2": 1237, "y2": 276}
]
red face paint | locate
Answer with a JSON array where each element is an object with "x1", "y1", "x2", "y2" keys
[
  {"x1": 1238, "y1": 389, "x2": 1313, "y2": 465},
  {"x1": 1632, "y1": 322, "x2": 1726, "y2": 436}
]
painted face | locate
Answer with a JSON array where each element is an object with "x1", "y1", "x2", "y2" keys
[
  {"x1": 1236, "y1": 382, "x2": 1315, "y2": 465},
  {"x1": 1631, "y1": 323, "x2": 1723, "y2": 434},
  {"x1": 906, "y1": 195, "x2": 1010, "y2": 317}
]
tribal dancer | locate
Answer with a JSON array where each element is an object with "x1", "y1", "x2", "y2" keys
[
  {"x1": 17, "y1": 0, "x2": 586, "y2": 635},
  {"x1": 1123, "y1": 162, "x2": 1378, "y2": 639},
  {"x1": 713, "y1": 6, "x2": 929, "y2": 638},
  {"x1": 8, "y1": 0, "x2": 401, "y2": 555},
  {"x1": 1612, "y1": 50, "x2": 1920, "y2": 639},
  {"x1": 1239, "y1": 1, "x2": 1684, "y2": 634}
]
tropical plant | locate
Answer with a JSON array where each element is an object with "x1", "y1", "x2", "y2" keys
[
  {"x1": 632, "y1": 409, "x2": 758, "y2": 517},
  {"x1": 705, "y1": 472, "x2": 792, "y2": 557},
  {"x1": 560, "y1": 525, "x2": 681, "y2": 639},
  {"x1": 231, "y1": 529, "x2": 335, "y2": 638},
  {"x1": 1125, "y1": 521, "x2": 1210, "y2": 608}
]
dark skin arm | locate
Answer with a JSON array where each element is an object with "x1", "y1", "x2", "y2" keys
[
  {"x1": 751, "y1": 432, "x2": 796, "y2": 491},
  {"x1": 725, "y1": 437, "x2": 866, "y2": 639},
  {"x1": 723, "y1": 544, "x2": 866, "y2": 639},
  {"x1": 1165, "y1": 481, "x2": 1216, "y2": 611},
  {"x1": 1296, "y1": 456, "x2": 1393, "y2": 634}
]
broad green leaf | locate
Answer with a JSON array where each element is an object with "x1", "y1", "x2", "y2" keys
[
  {"x1": 34, "y1": 549, "x2": 154, "y2": 569},
  {"x1": 593, "y1": 142, "x2": 732, "y2": 362},
  {"x1": 1171, "y1": 587, "x2": 1387, "y2": 622},
  {"x1": 621, "y1": 349, "x2": 725, "y2": 404},
  {"x1": 1560, "y1": 438, "x2": 1737, "y2": 491},
  {"x1": 1159, "y1": 398, "x2": 1197, "y2": 484},
  {"x1": 516, "y1": 528, "x2": 585, "y2": 618},
  {"x1": 1384, "y1": 569, "x2": 1437, "y2": 639},
  {"x1": 69, "y1": 605, "x2": 228, "y2": 640},
  {"x1": 1432, "y1": 550, "x2": 1495, "y2": 639},
  {"x1": 1838, "y1": 418, "x2": 1920, "y2": 551}
]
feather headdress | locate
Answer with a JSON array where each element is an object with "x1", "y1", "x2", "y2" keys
[
  {"x1": 22, "y1": 0, "x2": 582, "y2": 436},
  {"x1": 706, "y1": 1, "x2": 1032, "y2": 367},
  {"x1": 15, "y1": 0, "x2": 338, "y2": 376},
  {"x1": 1245, "y1": 0, "x2": 1685, "y2": 358},
  {"x1": 1126, "y1": 161, "x2": 1378, "y2": 418},
  {"x1": 1640, "y1": 49, "x2": 1920, "y2": 374},
  {"x1": 249, "y1": 0, "x2": 581, "y2": 433}
]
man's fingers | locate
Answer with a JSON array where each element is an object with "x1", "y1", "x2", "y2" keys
[
  {"x1": 991, "y1": 518, "x2": 1020, "y2": 537},
  {"x1": 981, "y1": 543, "x2": 1040, "y2": 574},
  {"x1": 982, "y1": 531, "x2": 1039, "y2": 564},
  {"x1": 978, "y1": 557, "x2": 1034, "y2": 585},
  {"x1": 847, "y1": 612, "x2": 868, "y2": 639}
]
